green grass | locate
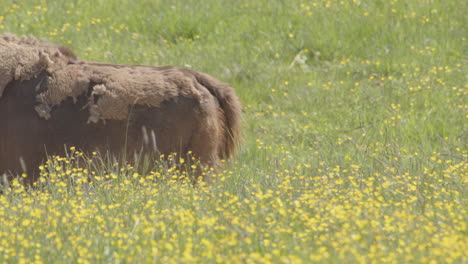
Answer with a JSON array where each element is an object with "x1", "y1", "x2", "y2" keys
[{"x1": 1, "y1": 0, "x2": 467, "y2": 263}]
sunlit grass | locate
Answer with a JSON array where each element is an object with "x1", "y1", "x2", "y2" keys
[{"x1": 1, "y1": 0, "x2": 467, "y2": 263}]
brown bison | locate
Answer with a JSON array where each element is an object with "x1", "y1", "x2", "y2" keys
[{"x1": 0, "y1": 34, "x2": 241, "y2": 183}]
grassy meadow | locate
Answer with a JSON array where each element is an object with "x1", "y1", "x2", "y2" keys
[{"x1": 1, "y1": 0, "x2": 467, "y2": 263}]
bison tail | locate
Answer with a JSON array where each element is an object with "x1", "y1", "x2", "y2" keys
[{"x1": 193, "y1": 71, "x2": 242, "y2": 160}]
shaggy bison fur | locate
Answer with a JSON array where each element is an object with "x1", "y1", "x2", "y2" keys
[{"x1": 0, "y1": 34, "x2": 241, "y2": 183}]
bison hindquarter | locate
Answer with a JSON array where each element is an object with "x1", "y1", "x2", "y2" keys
[{"x1": 0, "y1": 34, "x2": 242, "y2": 183}]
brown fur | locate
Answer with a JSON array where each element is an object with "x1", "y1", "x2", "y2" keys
[{"x1": 0, "y1": 34, "x2": 242, "y2": 183}]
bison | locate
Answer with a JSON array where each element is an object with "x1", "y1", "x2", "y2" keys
[{"x1": 0, "y1": 34, "x2": 242, "y2": 184}]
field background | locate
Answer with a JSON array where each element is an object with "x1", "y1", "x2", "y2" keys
[{"x1": 0, "y1": 0, "x2": 467, "y2": 263}]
